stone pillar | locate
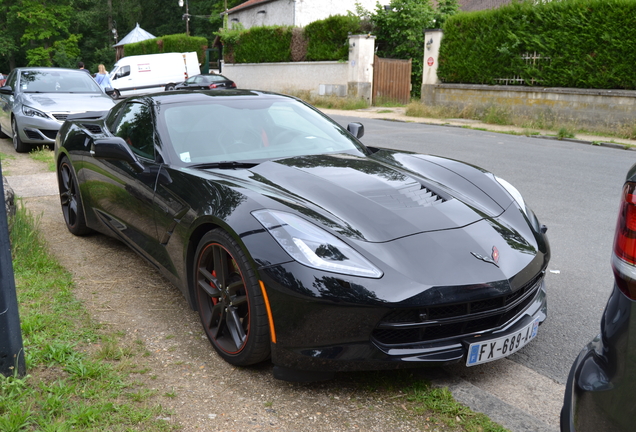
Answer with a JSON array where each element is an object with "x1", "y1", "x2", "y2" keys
[
  {"x1": 421, "y1": 29, "x2": 443, "y2": 105},
  {"x1": 347, "y1": 34, "x2": 375, "y2": 102}
]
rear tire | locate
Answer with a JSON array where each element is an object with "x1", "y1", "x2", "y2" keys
[
  {"x1": 194, "y1": 229, "x2": 271, "y2": 366},
  {"x1": 58, "y1": 156, "x2": 92, "y2": 236},
  {"x1": 12, "y1": 117, "x2": 30, "y2": 153}
]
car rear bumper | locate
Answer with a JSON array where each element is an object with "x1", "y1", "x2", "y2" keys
[{"x1": 561, "y1": 283, "x2": 635, "y2": 432}]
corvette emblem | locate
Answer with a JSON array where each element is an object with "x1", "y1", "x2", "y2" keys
[{"x1": 471, "y1": 246, "x2": 500, "y2": 267}]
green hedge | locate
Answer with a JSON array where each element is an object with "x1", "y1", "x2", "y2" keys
[
  {"x1": 305, "y1": 15, "x2": 362, "y2": 61},
  {"x1": 231, "y1": 26, "x2": 293, "y2": 63},
  {"x1": 124, "y1": 34, "x2": 208, "y2": 65},
  {"x1": 219, "y1": 15, "x2": 360, "y2": 63},
  {"x1": 438, "y1": 0, "x2": 636, "y2": 89}
]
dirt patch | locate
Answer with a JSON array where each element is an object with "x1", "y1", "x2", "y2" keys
[{"x1": 1, "y1": 138, "x2": 437, "y2": 431}]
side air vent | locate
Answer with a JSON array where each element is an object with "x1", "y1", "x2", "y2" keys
[{"x1": 82, "y1": 124, "x2": 103, "y2": 134}]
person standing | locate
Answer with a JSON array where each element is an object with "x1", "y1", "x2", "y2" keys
[
  {"x1": 78, "y1": 62, "x2": 91, "y2": 74},
  {"x1": 94, "y1": 64, "x2": 112, "y2": 89}
]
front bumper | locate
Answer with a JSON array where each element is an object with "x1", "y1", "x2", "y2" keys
[
  {"x1": 261, "y1": 262, "x2": 548, "y2": 373},
  {"x1": 15, "y1": 114, "x2": 63, "y2": 144}
]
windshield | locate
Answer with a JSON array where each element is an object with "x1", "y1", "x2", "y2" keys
[
  {"x1": 19, "y1": 70, "x2": 102, "y2": 94},
  {"x1": 158, "y1": 97, "x2": 367, "y2": 166}
]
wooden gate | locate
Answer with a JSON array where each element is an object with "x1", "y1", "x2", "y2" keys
[{"x1": 372, "y1": 56, "x2": 412, "y2": 105}]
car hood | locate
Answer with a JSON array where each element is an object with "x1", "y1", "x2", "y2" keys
[
  {"x1": 213, "y1": 152, "x2": 518, "y2": 243},
  {"x1": 21, "y1": 93, "x2": 115, "y2": 114}
]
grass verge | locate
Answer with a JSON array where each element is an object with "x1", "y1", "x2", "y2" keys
[
  {"x1": 2, "y1": 202, "x2": 174, "y2": 431},
  {"x1": 29, "y1": 147, "x2": 56, "y2": 172}
]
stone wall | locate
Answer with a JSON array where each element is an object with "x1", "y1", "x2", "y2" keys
[{"x1": 421, "y1": 84, "x2": 636, "y2": 128}]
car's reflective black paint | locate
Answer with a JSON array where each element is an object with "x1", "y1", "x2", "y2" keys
[
  {"x1": 55, "y1": 90, "x2": 549, "y2": 380},
  {"x1": 561, "y1": 163, "x2": 636, "y2": 432}
]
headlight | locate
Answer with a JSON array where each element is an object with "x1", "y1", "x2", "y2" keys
[
  {"x1": 252, "y1": 210, "x2": 383, "y2": 278},
  {"x1": 493, "y1": 175, "x2": 544, "y2": 232},
  {"x1": 494, "y1": 176, "x2": 526, "y2": 213},
  {"x1": 22, "y1": 105, "x2": 49, "y2": 118}
]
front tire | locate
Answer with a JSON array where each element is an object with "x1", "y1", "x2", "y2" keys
[
  {"x1": 194, "y1": 230, "x2": 270, "y2": 366},
  {"x1": 58, "y1": 156, "x2": 92, "y2": 236},
  {"x1": 165, "y1": 84, "x2": 175, "y2": 91},
  {"x1": 111, "y1": 89, "x2": 120, "y2": 99},
  {"x1": 12, "y1": 117, "x2": 30, "y2": 153}
]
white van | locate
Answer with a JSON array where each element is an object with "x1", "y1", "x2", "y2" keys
[{"x1": 109, "y1": 52, "x2": 200, "y2": 98}]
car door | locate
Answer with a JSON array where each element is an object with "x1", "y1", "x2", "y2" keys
[
  {"x1": 0, "y1": 71, "x2": 18, "y2": 134},
  {"x1": 83, "y1": 100, "x2": 164, "y2": 257}
]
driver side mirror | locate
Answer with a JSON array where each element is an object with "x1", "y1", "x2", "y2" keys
[
  {"x1": 347, "y1": 122, "x2": 364, "y2": 139},
  {"x1": 92, "y1": 137, "x2": 145, "y2": 173},
  {"x1": 0, "y1": 85, "x2": 14, "y2": 95}
]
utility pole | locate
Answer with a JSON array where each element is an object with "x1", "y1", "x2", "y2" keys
[{"x1": 0, "y1": 161, "x2": 25, "y2": 378}]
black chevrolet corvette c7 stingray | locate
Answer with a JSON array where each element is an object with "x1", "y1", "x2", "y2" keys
[{"x1": 55, "y1": 90, "x2": 549, "y2": 381}]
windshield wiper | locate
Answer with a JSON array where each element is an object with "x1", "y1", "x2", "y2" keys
[{"x1": 189, "y1": 161, "x2": 260, "y2": 170}]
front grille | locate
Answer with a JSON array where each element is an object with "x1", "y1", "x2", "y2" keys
[
  {"x1": 25, "y1": 130, "x2": 43, "y2": 140},
  {"x1": 373, "y1": 274, "x2": 543, "y2": 345},
  {"x1": 52, "y1": 113, "x2": 68, "y2": 121}
]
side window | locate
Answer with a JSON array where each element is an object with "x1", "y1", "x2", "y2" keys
[
  {"x1": 7, "y1": 71, "x2": 18, "y2": 90},
  {"x1": 115, "y1": 66, "x2": 130, "y2": 79},
  {"x1": 112, "y1": 102, "x2": 155, "y2": 160}
]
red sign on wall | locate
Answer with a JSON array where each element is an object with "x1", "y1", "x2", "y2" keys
[{"x1": 427, "y1": 57, "x2": 434, "y2": 67}]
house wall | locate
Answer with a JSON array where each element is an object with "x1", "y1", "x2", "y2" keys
[
  {"x1": 227, "y1": 0, "x2": 378, "y2": 29},
  {"x1": 293, "y1": 0, "x2": 377, "y2": 27},
  {"x1": 228, "y1": 1, "x2": 294, "y2": 29},
  {"x1": 421, "y1": 84, "x2": 636, "y2": 128}
]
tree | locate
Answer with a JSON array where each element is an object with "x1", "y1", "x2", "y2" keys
[
  {"x1": 434, "y1": 0, "x2": 459, "y2": 28},
  {"x1": 371, "y1": 0, "x2": 435, "y2": 98}
]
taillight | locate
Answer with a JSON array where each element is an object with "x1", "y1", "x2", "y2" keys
[
  {"x1": 613, "y1": 182, "x2": 636, "y2": 299},
  {"x1": 230, "y1": 83, "x2": 236, "y2": 88},
  {"x1": 209, "y1": 84, "x2": 218, "y2": 89}
]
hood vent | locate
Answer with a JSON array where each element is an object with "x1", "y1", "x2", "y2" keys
[{"x1": 363, "y1": 182, "x2": 445, "y2": 209}]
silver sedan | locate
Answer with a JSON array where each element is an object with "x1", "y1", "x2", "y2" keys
[{"x1": 0, "y1": 67, "x2": 116, "y2": 152}]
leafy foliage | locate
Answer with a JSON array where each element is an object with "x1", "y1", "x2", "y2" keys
[
  {"x1": 220, "y1": 26, "x2": 293, "y2": 63},
  {"x1": 371, "y1": 0, "x2": 436, "y2": 98},
  {"x1": 124, "y1": 34, "x2": 209, "y2": 64},
  {"x1": 438, "y1": 0, "x2": 636, "y2": 89}
]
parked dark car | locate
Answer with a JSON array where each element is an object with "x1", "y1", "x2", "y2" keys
[
  {"x1": 55, "y1": 90, "x2": 549, "y2": 381},
  {"x1": 561, "y1": 163, "x2": 636, "y2": 432},
  {"x1": 173, "y1": 74, "x2": 236, "y2": 91},
  {"x1": 0, "y1": 67, "x2": 116, "y2": 152}
]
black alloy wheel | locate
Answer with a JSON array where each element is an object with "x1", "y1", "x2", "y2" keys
[
  {"x1": 58, "y1": 157, "x2": 92, "y2": 236},
  {"x1": 12, "y1": 117, "x2": 29, "y2": 153},
  {"x1": 194, "y1": 230, "x2": 270, "y2": 366}
]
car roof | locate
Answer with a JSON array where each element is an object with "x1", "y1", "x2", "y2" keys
[
  {"x1": 131, "y1": 89, "x2": 295, "y2": 105},
  {"x1": 16, "y1": 67, "x2": 86, "y2": 73}
]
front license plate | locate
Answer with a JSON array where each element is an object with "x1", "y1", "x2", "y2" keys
[{"x1": 466, "y1": 318, "x2": 539, "y2": 366}]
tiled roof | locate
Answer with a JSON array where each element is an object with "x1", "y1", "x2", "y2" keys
[
  {"x1": 459, "y1": 0, "x2": 512, "y2": 12},
  {"x1": 224, "y1": 0, "x2": 276, "y2": 15}
]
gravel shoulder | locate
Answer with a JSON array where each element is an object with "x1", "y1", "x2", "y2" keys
[{"x1": 1, "y1": 133, "x2": 562, "y2": 432}]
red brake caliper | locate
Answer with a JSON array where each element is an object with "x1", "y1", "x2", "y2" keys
[{"x1": 210, "y1": 270, "x2": 219, "y2": 305}]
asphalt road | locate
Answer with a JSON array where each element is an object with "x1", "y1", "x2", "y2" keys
[{"x1": 331, "y1": 114, "x2": 636, "y2": 384}]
